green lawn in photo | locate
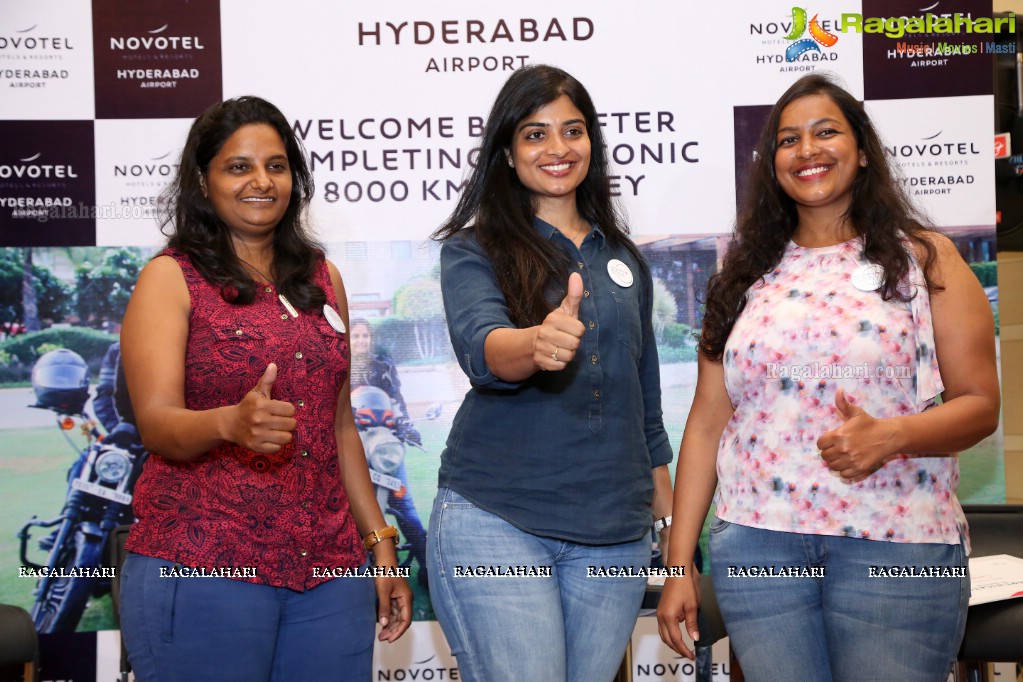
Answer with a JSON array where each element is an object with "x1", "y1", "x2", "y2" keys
[
  {"x1": 397, "y1": 415, "x2": 448, "y2": 621},
  {"x1": 955, "y1": 433, "x2": 1005, "y2": 504}
]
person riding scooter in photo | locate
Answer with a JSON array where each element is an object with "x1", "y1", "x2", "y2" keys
[{"x1": 349, "y1": 318, "x2": 429, "y2": 589}]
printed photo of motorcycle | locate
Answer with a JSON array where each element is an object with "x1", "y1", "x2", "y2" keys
[
  {"x1": 17, "y1": 345, "x2": 146, "y2": 633},
  {"x1": 352, "y1": 385, "x2": 440, "y2": 592}
]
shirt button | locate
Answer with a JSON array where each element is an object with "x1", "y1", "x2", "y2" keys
[
  {"x1": 591, "y1": 354, "x2": 598, "y2": 364},
  {"x1": 299, "y1": 549, "x2": 308, "y2": 557},
  {"x1": 301, "y1": 449, "x2": 309, "y2": 457},
  {"x1": 295, "y1": 351, "x2": 303, "y2": 359},
  {"x1": 265, "y1": 287, "x2": 272, "y2": 293},
  {"x1": 588, "y1": 321, "x2": 596, "y2": 330},
  {"x1": 593, "y1": 390, "x2": 601, "y2": 399},
  {"x1": 298, "y1": 399, "x2": 305, "y2": 407},
  {"x1": 583, "y1": 290, "x2": 590, "y2": 297},
  {"x1": 235, "y1": 329, "x2": 243, "y2": 336},
  {"x1": 577, "y1": 262, "x2": 585, "y2": 269},
  {"x1": 280, "y1": 314, "x2": 289, "y2": 320}
]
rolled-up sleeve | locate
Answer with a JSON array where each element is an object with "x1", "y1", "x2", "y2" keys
[
  {"x1": 440, "y1": 234, "x2": 522, "y2": 390},
  {"x1": 637, "y1": 262, "x2": 673, "y2": 468}
]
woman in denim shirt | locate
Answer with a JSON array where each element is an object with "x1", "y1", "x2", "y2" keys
[{"x1": 428, "y1": 64, "x2": 674, "y2": 682}]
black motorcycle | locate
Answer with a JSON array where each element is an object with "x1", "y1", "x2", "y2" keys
[{"x1": 17, "y1": 348, "x2": 146, "y2": 633}]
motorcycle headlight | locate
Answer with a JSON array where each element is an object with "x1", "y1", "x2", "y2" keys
[
  {"x1": 368, "y1": 440, "x2": 404, "y2": 476},
  {"x1": 95, "y1": 449, "x2": 131, "y2": 483}
]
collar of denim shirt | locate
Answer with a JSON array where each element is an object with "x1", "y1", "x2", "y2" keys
[{"x1": 532, "y1": 216, "x2": 607, "y2": 250}]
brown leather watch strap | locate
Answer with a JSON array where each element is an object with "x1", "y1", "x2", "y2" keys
[{"x1": 363, "y1": 525, "x2": 399, "y2": 550}]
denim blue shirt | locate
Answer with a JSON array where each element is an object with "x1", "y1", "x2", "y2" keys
[{"x1": 438, "y1": 218, "x2": 672, "y2": 544}]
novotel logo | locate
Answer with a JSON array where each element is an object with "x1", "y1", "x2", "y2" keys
[
  {"x1": 114, "y1": 152, "x2": 178, "y2": 177},
  {"x1": 0, "y1": 24, "x2": 73, "y2": 50},
  {"x1": 375, "y1": 655, "x2": 459, "y2": 681},
  {"x1": 0, "y1": 153, "x2": 78, "y2": 179},
  {"x1": 885, "y1": 132, "x2": 982, "y2": 157},
  {"x1": 109, "y1": 24, "x2": 205, "y2": 50}
]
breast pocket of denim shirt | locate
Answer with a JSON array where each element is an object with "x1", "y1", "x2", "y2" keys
[{"x1": 611, "y1": 289, "x2": 643, "y2": 362}]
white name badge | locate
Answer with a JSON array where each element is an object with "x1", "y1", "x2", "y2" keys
[
  {"x1": 851, "y1": 263, "x2": 884, "y2": 292},
  {"x1": 323, "y1": 305, "x2": 346, "y2": 333},
  {"x1": 607, "y1": 259, "x2": 634, "y2": 287},
  {"x1": 278, "y1": 294, "x2": 299, "y2": 318}
]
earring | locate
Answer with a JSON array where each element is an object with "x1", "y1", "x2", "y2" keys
[{"x1": 199, "y1": 175, "x2": 207, "y2": 196}]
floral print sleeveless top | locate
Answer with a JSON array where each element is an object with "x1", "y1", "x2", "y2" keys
[{"x1": 715, "y1": 238, "x2": 967, "y2": 548}]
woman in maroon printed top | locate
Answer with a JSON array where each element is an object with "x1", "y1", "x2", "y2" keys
[{"x1": 118, "y1": 96, "x2": 411, "y2": 682}]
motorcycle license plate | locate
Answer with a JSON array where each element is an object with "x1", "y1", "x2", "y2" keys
[
  {"x1": 368, "y1": 469, "x2": 403, "y2": 492},
  {"x1": 71, "y1": 479, "x2": 132, "y2": 505}
]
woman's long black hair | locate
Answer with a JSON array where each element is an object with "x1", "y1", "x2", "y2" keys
[{"x1": 159, "y1": 95, "x2": 326, "y2": 309}]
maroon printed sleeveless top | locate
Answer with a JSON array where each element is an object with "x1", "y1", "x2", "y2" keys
[{"x1": 125, "y1": 249, "x2": 366, "y2": 590}]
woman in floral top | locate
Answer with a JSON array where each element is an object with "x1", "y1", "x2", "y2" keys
[{"x1": 656, "y1": 74, "x2": 999, "y2": 681}]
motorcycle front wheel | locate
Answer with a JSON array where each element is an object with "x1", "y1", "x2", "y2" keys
[{"x1": 32, "y1": 530, "x2": 104, "y2": 633}]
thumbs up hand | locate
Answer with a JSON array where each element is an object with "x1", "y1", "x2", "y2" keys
[
  {"x1": 559, "y1": 271, "x2": 584, "y2": 318},
  {"x1": 534, "y1": 273, "x2": 586, "y2": 371},
  {"x1": 817, "y1": 388, "x2": 893, "y2": 481},
  {"x1": 251, "y1": 362, "x2": 279, "y2": 399},
  {"x1": 231, "y1": 363, "x2": 298, "y2": 453}
]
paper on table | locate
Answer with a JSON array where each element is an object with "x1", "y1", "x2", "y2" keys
[{"x1": 968, "y1": 554, "x2": 1023, "y2": 606}]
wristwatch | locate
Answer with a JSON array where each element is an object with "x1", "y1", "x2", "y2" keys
[
  {"x1": 363, "y1": 525, "x2": 399, "y2": 550},
  {"x1": 653, "y1": 516, "x2": 672, "y2": 533}
]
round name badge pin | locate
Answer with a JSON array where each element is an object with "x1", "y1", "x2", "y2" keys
[
  {"x1": 607, "y1": 259, "x2": 634, "y2": 288},
  {"x1": 323, "y1": 305, "x2": 346, "y2": 333},
  {"x1": 851, "y1": 263, "x2": 885, "y2": 292}
]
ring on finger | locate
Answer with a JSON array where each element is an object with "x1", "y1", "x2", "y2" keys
[{"x1": 551, "y1": 347, "x2": 560, "y2": 361}]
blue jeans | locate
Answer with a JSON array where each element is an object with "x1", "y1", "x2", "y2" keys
[
  {"x1": 708, "y1": 518, "x2": 969, "y2": 682},
  {"x1": 120, "y1": 553, "x2": 375, "y2": 682},
  {"x1": 427, "y1": 488, "x2": 649, "y2": 682}
]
